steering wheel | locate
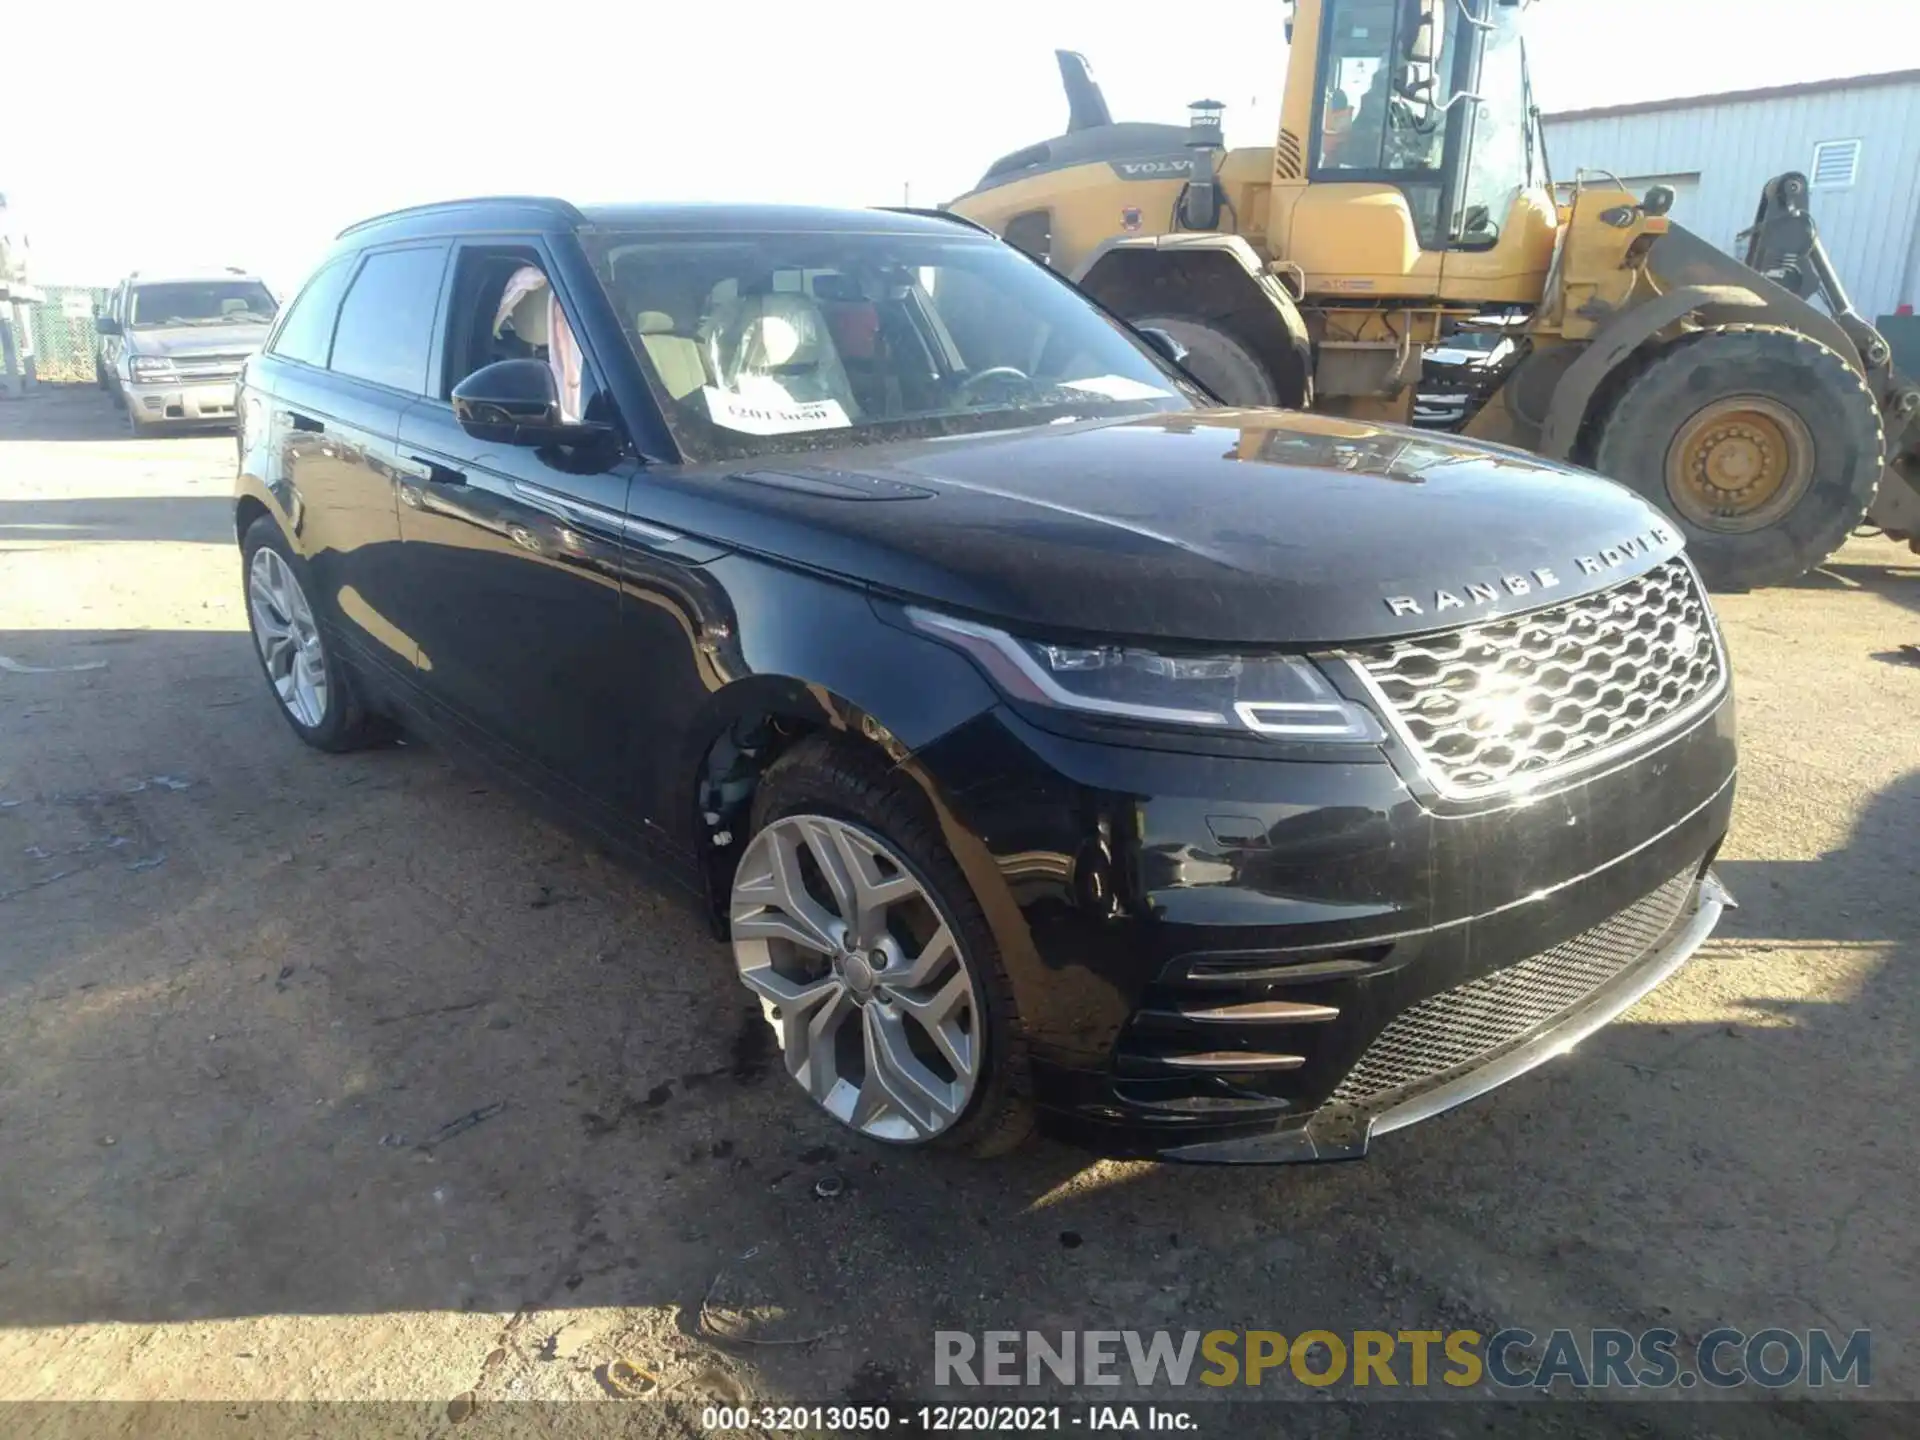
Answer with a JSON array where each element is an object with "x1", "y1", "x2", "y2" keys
[{"x1": 955, "y1": 365, "x2": 1037, "y2": 405}]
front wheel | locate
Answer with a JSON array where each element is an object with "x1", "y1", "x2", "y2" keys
[
  {"x1": 1590, "y1": 325, "x2": 1884, "y2": 589},
  {"x1": 728, "y1": 737, "x2": 1032, "y2": 1156}
]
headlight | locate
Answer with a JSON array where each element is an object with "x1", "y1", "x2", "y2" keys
[
  {"x1": 129, "y1": 355, "x2": 179, "y2": 382},
  {"x1": 905, "y1": 608, "x2": 1383, "y2": 742}
]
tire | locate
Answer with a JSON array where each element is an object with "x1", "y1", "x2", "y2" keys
[
  {"x1": 731, "y1": 735, "x2": 1033, "y2": 1157},
  {"x1": 1135, "y1": 314, "x2": 1281, "y2": 408},
  {"x1": 240, "y1": 514, "x2": 391, "y2": 752},
  {"x1": 94, "y1": 353, "x2": 108, "y2": 389},
  {"x1": 1589, "y1": 325, "x2": 1883, "y2": 590}
]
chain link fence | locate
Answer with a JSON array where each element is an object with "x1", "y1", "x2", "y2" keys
[{"x1": 23, "y1": 286, "x2": 111, "y2": 383}]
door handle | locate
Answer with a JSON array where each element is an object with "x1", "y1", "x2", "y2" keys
[
  {"x1": 283, "y1": 410, "x2": 324, "y2": 434},
  {"x1": 407, "y1": 455, "x2": 467, "y2": 486}
]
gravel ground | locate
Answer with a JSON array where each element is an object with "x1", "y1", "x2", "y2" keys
[{"x1": 0, "y1": 385, "x2": 1914, "y2": 1434}]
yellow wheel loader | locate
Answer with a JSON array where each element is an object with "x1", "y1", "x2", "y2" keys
[{"x1": 948, "y1": 0, "x2": 1920, "y2": 589}]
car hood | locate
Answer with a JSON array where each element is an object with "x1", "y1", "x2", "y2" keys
[
  {"x1": 126, "y1": 322, "x2": 271, "y2": 357},
  {"x1": 654, "y1": 409, "x2": 1686, "y2": 647}
]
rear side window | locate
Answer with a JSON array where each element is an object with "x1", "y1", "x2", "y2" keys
[
  {"x1": 270, "y1": 258, "x2": 354, "y2": 367},
  {"x1": 328, "y1": 244, "x2": 449, "y2": 395}
]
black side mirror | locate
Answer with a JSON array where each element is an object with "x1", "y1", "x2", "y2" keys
[
  {"x1": 1137, "y1": 326, "x2": 1191, "y2": 367},
  {"x1": 94, "y1": 315, "x2": 122, "y2": 336},
  {"x1": 451, "y1": 358, "x2": 610, "y2": 447}
]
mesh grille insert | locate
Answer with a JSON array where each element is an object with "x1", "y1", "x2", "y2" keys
[
  {"x1": 1351, "y1": 559, "x2": 1724, "y2": 797},
  {"x1": 1330, "y1": 867, "x2": 1699, "y2": 1108}
]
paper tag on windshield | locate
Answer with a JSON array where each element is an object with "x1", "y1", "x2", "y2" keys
[
  {"x1": 1059, "y1": 375, "x2": 1171, "y2": 402},
  {"x1": 702, "y1": 387, "x2": 851, "y2": 435}
]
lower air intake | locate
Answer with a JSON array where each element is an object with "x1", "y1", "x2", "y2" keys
[{"x1": 1330, "y1": 866, "x2": 1700, "y2": 1108}]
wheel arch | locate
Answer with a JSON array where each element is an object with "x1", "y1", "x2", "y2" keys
[
  {"x1": 1541, "y1": 284, "x2": 1770, "y2": 462},
  {"x1": 678, "y1": 650, "x2": 1000, "y2": 931},
  {"x1": 234, "y1": 494, "x2": 271, "y2": 548},
  {"x1": 1073, "y1": 235, "x2": 1312, "y2": 408}
]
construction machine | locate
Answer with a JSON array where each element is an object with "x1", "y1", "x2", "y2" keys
[{"x1": 948, "y1": 0, "x2": 1920, "y2": 589}]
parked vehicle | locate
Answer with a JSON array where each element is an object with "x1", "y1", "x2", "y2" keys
[
  {"x1": 233, "y1": 197, "x2": 1736, "y2": 1161},
  {"x1": 98, "y1": 269, "x2": 277, "y2": 432},
  {"x1": 951, "y1": 12, "x2": 1920, "y2": 588},
  {"x1": 1412, "y1": 326, "x2": 1518, "y2": 431}
]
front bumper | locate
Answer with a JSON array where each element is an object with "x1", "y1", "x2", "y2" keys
[
  {"x1": 124, "y1": 375, "x2": 241, "y2": 424},
  {"x1": 910, "y1": 686, "x2": 1737, "y2": 1162},
  {"x1": 1162, "y1": 868, "x2": 1731, "y2": 1162}
]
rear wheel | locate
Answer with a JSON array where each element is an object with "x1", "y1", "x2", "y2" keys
[
  {"x1": 241, "y1": 515, "x2": 390, "y2": 752},
  {"x1": 729, "y1": 736, "x2": 1032, "y2": 1157},
  {"x1": 1590, "y1": 325, "x2": 1883, "y2": 589},
  {"x1": 1134, "y1": 315, "x2": 1280, "y2": 408}
]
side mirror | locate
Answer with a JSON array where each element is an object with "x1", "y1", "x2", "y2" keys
[
  {"x1": 451, "y1": 358, "x2": 581, "y2": 445},
  {"x1": 1137, "y1": 326, "x2": 1191, "y2": 367},
  {"x1": 95, "y1": 315, "x2": 122, "y2": 336}
]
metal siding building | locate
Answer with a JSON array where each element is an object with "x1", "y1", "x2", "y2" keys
[{"x1": 1543, "y1": 70, "x2": 1920, "y2": 322}]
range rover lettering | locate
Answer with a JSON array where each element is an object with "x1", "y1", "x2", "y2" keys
[{"x1": 233, "y1": 198, "x2": 1736, "y2": 1161}]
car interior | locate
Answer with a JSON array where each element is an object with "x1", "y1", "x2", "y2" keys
[
  {"x1": 445, "y1": 251, "x2": 588, "y2": 421},
  {"x1": 606, "y1": 253, "x2": 1017, "y2": 425}
]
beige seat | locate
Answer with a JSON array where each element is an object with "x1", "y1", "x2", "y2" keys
[
  {"x1": 716, "y1": 293, "x2": 860, "y2": 417},
  {"x1": 635, "y1": 311, "x2": 709, "y2": 401},
  {"x1": 493, "y1": 266, "x2": 583, "y2": 421}
]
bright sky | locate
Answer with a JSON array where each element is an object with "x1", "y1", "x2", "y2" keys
[{"x1": 7, "y1": 0, "x2": 1915, "y2": 292}]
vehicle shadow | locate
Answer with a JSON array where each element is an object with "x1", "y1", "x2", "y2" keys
[
  {"x1": 0, "y1": 386, "x2": 132, "y2": 442},
  {"x1": 0, "y1": 385, "x2": 233, "y2": 444},
  {"x1": 0, "y1": 495, "x2": 235, "y2": 546},
  {"x1": 1, "y1": 626, "x2": 1913, "y2": 1405},
  {"x1": 1794, "y1": 552, "x2": 1920, "y2": 617}
]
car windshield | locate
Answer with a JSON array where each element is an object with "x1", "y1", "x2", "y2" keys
[
  {"x1": 129, "y1": 281, "x2": 278, "y2": 329},
  {"x1": 582, "y1": 227, "x2": 1202, "y2": 462}
]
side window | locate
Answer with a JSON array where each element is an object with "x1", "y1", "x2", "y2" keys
[
  {"x1": 328, "y1": 244, "x2": 450, "y2": 395},
  {"x1": 442, "y1": 245, "x2": 600, "y2": 422},
  {"x1": 270, "y1": 258, "x2": 354, "y2": 368},
  {"x1": 1001, "y1": 210, "x2": 1053, "y2": 265}
]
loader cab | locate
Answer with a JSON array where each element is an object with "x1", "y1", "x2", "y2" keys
[
  {"x1": 1280, "y1": 0, "x2": 1553, "y2": 301},
  {"x1": 1306, "y1": 0, "x2": 1532, "y2": 250}
]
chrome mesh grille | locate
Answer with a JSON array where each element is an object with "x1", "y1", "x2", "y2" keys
[
  {"x1": 1351, "y1": 559, "x2": 1724, "y2": 797},
  {"x1": 1330, "y1": 867, "x2": 1699, "y2": 1107}
]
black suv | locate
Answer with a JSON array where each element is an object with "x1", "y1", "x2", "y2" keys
[{"x1": 234, "y1": 198, "x2": 1736, "y2": 1161}]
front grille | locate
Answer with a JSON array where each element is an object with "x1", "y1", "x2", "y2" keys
[
  {"x1": 1350, "y1": 558, "x2": 1724, "y2": 797},
  {"x1": 1330, "y1": 866, "x2": 1699, "y2": 1107},
  {"x1": 173, "y1": 359, "x2": 243, "y2": 379}
]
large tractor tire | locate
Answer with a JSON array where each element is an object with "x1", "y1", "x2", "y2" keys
[
  {"x1": 1590, "y1": 325, "x2": 1883, "y2": 590},
  {"x1": 1134, "y1": 315, "x2": 1280, "y2": 408}
]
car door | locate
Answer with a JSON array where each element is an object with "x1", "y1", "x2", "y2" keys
[
  {"x1": 392, "y1": 237, "x2": 636, "y2": 807},
  {"x1": 272, "y1": 243, "x2": 448, "y2": 688},
  {"x1": 247, "y1": 249, "x2": 429, "y2": 689},
  {"x1": 103, "y1": 282, "x2": 128, "y2": 389}
]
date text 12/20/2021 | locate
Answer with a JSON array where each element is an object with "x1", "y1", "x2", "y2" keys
[{"x1": 699, "y1": 1405, "x2": 1197, "y2": 1432}]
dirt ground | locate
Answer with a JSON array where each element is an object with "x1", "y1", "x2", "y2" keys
[{"x1": 0, "y1": 384, "x2": 1915, "y2": 1432}]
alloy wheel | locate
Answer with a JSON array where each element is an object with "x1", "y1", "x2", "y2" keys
[
  {"x1": 730, "y1": 815, "x2": 979, "y2": 1142},
  {"x1": 247, "y1": 546, "x2": 330, "y2": 729}
]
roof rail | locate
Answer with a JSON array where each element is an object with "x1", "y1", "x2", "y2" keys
[
  {"x1": 336, "y1": 195, "x2": 584, "y2": 239},
  {"x1": 877, "y1": 206, "x2": 997, "y2": 237}
]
